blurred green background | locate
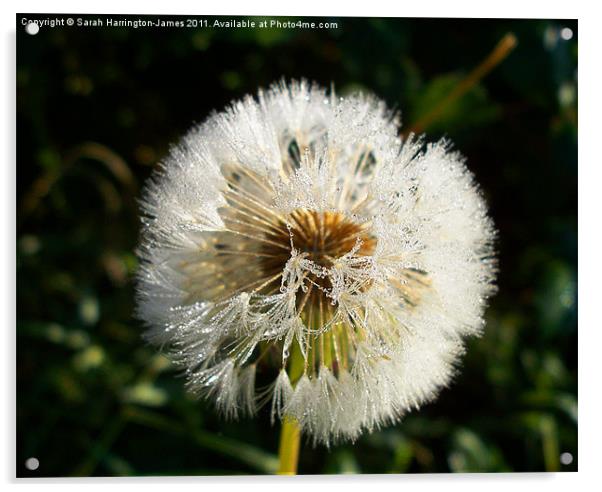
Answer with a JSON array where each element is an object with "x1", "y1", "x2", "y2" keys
[{"x1": 16, "y1": 15, "x2": 577, "y2": 476}]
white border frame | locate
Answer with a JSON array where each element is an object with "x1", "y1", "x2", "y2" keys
[{"x1": 3, "y1": 1, "x2": 597, "y2": 490}]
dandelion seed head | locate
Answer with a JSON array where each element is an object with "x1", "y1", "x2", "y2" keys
[{"x1": 136, "y1": 79, "x2": 497, "y2": 445}]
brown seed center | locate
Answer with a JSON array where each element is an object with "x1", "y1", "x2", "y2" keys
[{"x1": 259, "y1": 209, "x2": 376, "y2": 304}]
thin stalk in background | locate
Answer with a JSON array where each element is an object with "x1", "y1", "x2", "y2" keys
[{"x1": 408, "y1": 32, "x2": 518, "y2": 134}]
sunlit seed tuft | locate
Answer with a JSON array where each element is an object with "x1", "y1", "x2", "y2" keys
[{"x1": 135, "y1": 79, "x2": 497, "y2": 445}]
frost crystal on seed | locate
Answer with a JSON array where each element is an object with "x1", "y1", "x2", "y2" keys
[{"x1": 136, "y1": 79, "x2": 497, "y2": 445}]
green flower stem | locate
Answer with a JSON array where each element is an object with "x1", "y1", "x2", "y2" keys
[
  {"x1": 277, "y1": 416, "x2": 301, "y2": 475},
  {"x1": 276, "y1": 339, "x2": 306, "y2": 474}
]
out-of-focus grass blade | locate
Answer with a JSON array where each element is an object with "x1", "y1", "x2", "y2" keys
[
  {"x1": 123, "y1": 406, "x2": 278, "y2": 474},
  {"x1": 540, "y1": 415, "x2": 560, "y2": 472},
  {"x1": 448, "y1": 428, "x2": 509, "y2": 472},
  {"x1": 324, "y1": 449, "x2": 360, "y2": 474},
  {"x1": 104, "y1": 453, "x2": 136, "y2": 476}
]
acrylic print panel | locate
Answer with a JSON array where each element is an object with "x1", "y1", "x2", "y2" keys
[{"x1": 16, "y1": 13, "x2": 577, "y2": 476}]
